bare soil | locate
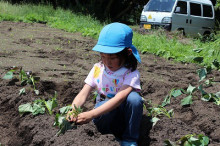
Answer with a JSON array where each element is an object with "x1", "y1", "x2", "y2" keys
[{"x1": 0, "y1": 21, "x2": 219, "y2": 146}]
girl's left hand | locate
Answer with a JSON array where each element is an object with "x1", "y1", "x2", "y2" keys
[{"x1": 76, "y1": 111, "x2": 94, "y2": 124}]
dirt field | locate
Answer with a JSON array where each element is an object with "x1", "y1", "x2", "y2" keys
[{"x1": 0, "y1": 21, "x2": 219, "y2": 146}]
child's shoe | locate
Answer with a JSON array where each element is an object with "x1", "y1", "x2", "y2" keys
[{"x1": 120, "y1": 140, "x2": 137, "y2": 146}]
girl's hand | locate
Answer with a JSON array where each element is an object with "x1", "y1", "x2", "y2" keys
[
  {"x1": 66, "y1": 110, "x2": 77, "y2": 122},
  {"x1": 76, "y1": 111, "x2": 93, "y2": 124}
]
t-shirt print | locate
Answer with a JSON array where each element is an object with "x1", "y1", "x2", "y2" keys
[{"x1": 85, "y1": 62, "x2": 141, "y2": 102}]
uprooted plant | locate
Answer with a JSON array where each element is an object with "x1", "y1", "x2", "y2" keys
[
  {"x1": 54, "y1": 104, "x2": 83, "y2": 136},
  {"x1": 2, "y1": 66, "x2": 40, "y2": 95},
  {"x1": 164, "y1": 133, "x2": 209, "y2": 146}
]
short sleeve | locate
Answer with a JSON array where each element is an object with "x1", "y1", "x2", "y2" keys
[
  {"x1": 123, "y1": 70, "x2": 141, "y2": 90},
  {"x1": 84, "y1": 64, "x2": 96, "y2": 88}
]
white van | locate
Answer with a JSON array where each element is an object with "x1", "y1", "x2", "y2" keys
[{"x1": 140, "y1": 0, "x2": 215, "y2": 36}]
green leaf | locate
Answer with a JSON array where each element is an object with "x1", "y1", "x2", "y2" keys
[
  {"x1": 180, "y1": 88, "x2": 187, "y2": 94},
  {"x1": 54, "y1": 114, "x2": 75, "y2": 136},
  {"x1": 32, "y1": 103, "x2": 45, "y2": 115},
  {"x1": 202, "y1": 136, "x2": 209, "y2": 145},
  {"x1": 198, "y1": 85, "x2": 207, "y2": 95},
  {"x1": 59, "y1": 106, "x2": 72, "y2": 115},
  {"x1": 34, "y1": 90, "x2": 39, "y2": 95},
  {"x1": 19, "y1": 88, "x2": 26, "y2": 95},
  {"x1": 164, "y1": 139, "x2": 177, "y2": 146},
  {"x1": 168, "y1": 109, "x2": 174, "y2": 118},
  {"x1": 181, "y1": 95, "x2": 193, "y2": 106},
  {"x1": 162, "y1": 89, "x2": 182, "y2": 107},
  {"x1": 183, "y1": 140, "x2": 191, "y2": 146},
  {"x1": 19, "y1": 70, "x2": 27, "y2": 81},
  {"x1": 193, "y1": 48, "x2": 203, "y2": 53},
  {"x1": 201, "y1": 94, "x2": 212, "y2": 102},
  {"x1": 197, "y1": 68, "x2": 207, "y2": 81},
  {"x1": 54, "y1": 113, "x2": 61, "y2": 127},
  {"x1": 216, "y1": 92, "x2": 220, "y2": 98},
  {"x1": 197, "y1": 134, "x2": 209, "y2": 145},
  {"x1": 171, "y1": 89, "x2": 182, "y2": 98},
  {"x1": 3, "y1": 71, "x2": 13, "y2": 80},
  {"x1": 18, "y1": 103, "x2": 33, "y2": 114},
  {"x1": 201, "y1": 93, "x2": 220, "y2": 105},
  {"x1": 212, "y1": 59, "x2": 220, "y2": 69},
  {"x1": 189, "y1": 136, "x2": 199, "y2": 141},
  {"x1": 18, "y1": 99, "x2": 46, "y2": 116},
  {"x1": 204, "y1": 79, "x2": 213, "y2": 86},
  {"x1": 193, "y1": 56, "x2": 203, "y2": 63},
  {"x1": 162, "y1": 95, "x2": 171, "y2": 107},
  {"x1": 151, "y1": 117, "x2": 160, "y2": 127},
  {"x1": 214, "y1": 92, "x2": 220, "y2": 105},
  {"x1": 187, "y1": 84, "x2": 197, "y2": 94},
  {"x1": 44, "y1": 97, "x2": 58, "y2": 115}
]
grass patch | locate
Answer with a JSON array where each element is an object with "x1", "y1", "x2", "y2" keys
[
  {"x1": 133, "y1": 30, "x2": 220, "y2": 69},
  {"x1": 0, "y1": 1, "x2": 219, "y2": 70},
  {"x1": 0, "y1": 1, "x2": 102, "y2": 39}
]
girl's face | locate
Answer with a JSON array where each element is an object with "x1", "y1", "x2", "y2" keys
[{"x1": 100, "y1": 53, "x2": 125, "y2": 71}]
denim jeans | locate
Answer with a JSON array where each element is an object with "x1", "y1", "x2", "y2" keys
[{"x1": 93, "y1": 92, "x2": 143, "y2": 142}]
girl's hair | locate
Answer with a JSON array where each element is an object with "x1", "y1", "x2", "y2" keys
[{"x1": 116, "y1": 48, "x2": 137, "y2": 71}]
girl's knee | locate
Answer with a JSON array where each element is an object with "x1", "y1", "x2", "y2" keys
[{"x1": 127, "y1": 92, "x2": 143, "y2": 106}]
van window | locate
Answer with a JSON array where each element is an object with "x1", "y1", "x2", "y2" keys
[
  {"x1": 203, "y1": 5, "x2": 213, "y2": 17},
  {"x1": 190, "y1": 3, "x2": 201, "y2": 16},
  {"x1": 144, "y1": 0, "x2": 175, "y2": 12},
  {"x1": 175, "y1": 1, "x2": 187, "y2": 14}
]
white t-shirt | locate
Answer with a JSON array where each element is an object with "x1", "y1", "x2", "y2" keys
[{"x1": 85, "y1": 62, "x2": 141, "y2": 102}]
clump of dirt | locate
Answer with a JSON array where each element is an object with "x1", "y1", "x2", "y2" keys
[{"x1": 0, "y1": 21, "x2": 219, "y2": 146}]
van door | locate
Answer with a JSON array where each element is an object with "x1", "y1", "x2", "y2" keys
[
  {"x1": 187, "y1": 2, "x2": 203, "y2": 36},
  {"x1": 171, "y1": 0, "x2": 189, "y2": 34},
  {"x1": 201, "y1": 4, "x2": 215, "y2": 34}
]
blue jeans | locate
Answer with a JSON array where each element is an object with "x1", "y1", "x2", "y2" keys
[{"x1": 93, "y1": 92, "x2": 143, "y2": 142}]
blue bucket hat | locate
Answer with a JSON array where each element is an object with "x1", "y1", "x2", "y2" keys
[{"x1": 92, "y1": 22, "x2": 141, "y2": 63}]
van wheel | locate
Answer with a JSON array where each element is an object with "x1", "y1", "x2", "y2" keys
[
  {"x1": 140, "y1": 24, "x2": 144, "y2": 28},
  {"x1": 203, "y1": 31, "x2": 210, "y2": 36},
  {"x1": 177, "y1": 28, "x2": 185, "y2": 36}
]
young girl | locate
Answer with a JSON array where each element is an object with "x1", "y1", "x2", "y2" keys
[{"x1": 67, "y1": 22, "x2": 143, "y2": 146}]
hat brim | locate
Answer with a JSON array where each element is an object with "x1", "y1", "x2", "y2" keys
[
  {"x1": 92, "y1": 44, "x2": 125, "y2": 54},
  {"x1": 92, "y1": 44, "x2": 141, "y2": 63}
]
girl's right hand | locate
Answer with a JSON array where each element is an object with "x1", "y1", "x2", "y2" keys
[{"x1": 66, "y1": 110, "x2": 77, "y2": 122}]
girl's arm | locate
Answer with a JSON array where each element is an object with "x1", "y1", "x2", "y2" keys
[
  {"x1": 76, "y1": 85, "x2": 133, "y2": 124},
  {"x1": 71, "y1": 84, "x2": 93, "y2": 108},
  {"x1": 67, "y1": 84, "x2": 93, "y2": 121}
]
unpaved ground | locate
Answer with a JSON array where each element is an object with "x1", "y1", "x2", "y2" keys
[{"x1": 0, "y1": 21, "x2": 220, "y2": 146}]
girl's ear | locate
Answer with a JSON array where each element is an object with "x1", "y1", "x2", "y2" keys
[{"x1": 127, "y1": 48, "x2": 132, "y2": 56}]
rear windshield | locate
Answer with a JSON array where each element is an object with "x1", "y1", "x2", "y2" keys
[{"x1": 144, "y1": 0, "x2": 176, "y2": 12}]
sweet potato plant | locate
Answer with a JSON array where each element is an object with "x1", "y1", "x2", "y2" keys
[
  {"x1": 18, "y1": 92, "x2": 58, "y2": 116},
  {"x1": 2, "y1": 66, "x2": 40, "y2": 95},
  {"x1": 54, "y1": 104, "x2": 83, "y2": 136},
  {"x1": 164, "y1": 134, "x2": 209, "y2": 146}
]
